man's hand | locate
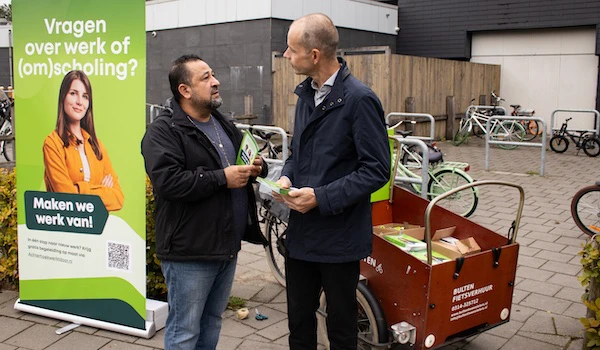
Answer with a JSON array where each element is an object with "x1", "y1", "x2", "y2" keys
[
  {"x1": 273, "y1": 176, "x2": 292, "y2": 202},
  {"x1": 282, "y1": 187, "x2": 317, "y2": 213},
  {"x1": 224, "y1": 165, "x2": 255, "y2": 188},
  {"x1": 250, "y1": 157, "x2": 264, "y2": 177}
]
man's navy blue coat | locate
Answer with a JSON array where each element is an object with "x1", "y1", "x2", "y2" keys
[{"x1": 281, "y1": 58, "x2": 391, "y2": 263}]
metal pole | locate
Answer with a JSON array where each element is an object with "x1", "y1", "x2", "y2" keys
[{"x1": 8, "y1": 28, "x2": 12, "y2": 88}]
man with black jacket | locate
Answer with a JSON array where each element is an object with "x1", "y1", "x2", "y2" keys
[{"x1": 141, "y1": 54, "x2": 267, "y2": 350}]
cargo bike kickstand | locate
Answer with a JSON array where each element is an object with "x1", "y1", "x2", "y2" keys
[{"x1": 315, "y1": 180, "x2": 524, "y2": 349}]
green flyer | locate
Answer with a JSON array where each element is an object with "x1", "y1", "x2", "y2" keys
[{"x1": 12, "y1": 0, "x2": 147, "y2": 332}]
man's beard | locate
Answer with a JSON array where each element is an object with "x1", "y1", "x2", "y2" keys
[{"x1": 191, "y1": 95, "x2": 223, "y2": 111}]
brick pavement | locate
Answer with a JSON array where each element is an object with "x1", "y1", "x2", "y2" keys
[{"x1": 0, "y1": 137, "x2": 597, "y2": 349}]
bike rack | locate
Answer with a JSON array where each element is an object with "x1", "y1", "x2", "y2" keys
[
  {"x1": 235, "y1": 123, "x2": 289, "y2": 164},
  {"x1": 146, "y1": 103, "x2": 170, "y2": 124},
  {"x1": 385, "y1": 112, "x2": 435, "y2": 141},
  {"x1": 389, "y1": 136, "x2": 429, "y2": 200},
  {"x1": 550, "y1": 109, "x2": 600, "y2": 136},
  {"x1": 484, "y1": 116, "x2": 547, "y2": 176},
  {"x1": 466, "y1": 105, "x2": 507, "y2": 117}
]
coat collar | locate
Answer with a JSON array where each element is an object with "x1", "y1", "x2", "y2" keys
[{"x1": 294, "y1": 57, "x2": 351, "y2": 112}]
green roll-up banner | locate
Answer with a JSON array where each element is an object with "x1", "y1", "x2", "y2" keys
[{"x1": 13, "y1": 0, "x2": 146, "y2": 331}]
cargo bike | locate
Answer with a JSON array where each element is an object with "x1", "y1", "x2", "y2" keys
[{"x1": 248, "y1": 125, "x2": 523, "y2": 349}]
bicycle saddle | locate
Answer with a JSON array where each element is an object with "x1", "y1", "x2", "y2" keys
[{"x1": 510, "y1": 104, "x2": 520, "y2": 109}]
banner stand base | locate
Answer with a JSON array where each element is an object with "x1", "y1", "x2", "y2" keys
[{"x1": 14, "y1": 299, "x2": 161, "y2": 339}]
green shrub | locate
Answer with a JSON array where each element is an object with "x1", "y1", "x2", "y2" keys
[
  {"x1": 146, "y1": 176, "x2": 167, "y2": 300},
  {"x1": 579, "y1": 236, "x2": 600, "y2": 349},
  {"x1": 0, "y1": 168, "x2": 17, "y2": 288}
]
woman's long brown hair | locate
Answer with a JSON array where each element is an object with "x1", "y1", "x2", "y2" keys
[{"x1": 56, "y1": 70, "x2": 102, "y2": 160}]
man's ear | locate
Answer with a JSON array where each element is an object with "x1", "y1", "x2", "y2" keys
[
  {"x1": 311, "y1": 49, "x2": 320, "y2": 64},
  {"x1": 178, "y1": 84, "x2": 191, "y2": 99}
]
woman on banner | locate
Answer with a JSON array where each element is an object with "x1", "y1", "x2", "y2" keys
[{"x1": 43, "y1": 70, "x2": 124, "y2": 212}]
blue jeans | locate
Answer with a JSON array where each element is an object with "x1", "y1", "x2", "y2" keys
[{"x1": 161, "y1": 258, "x2": 237, "y2": 350}]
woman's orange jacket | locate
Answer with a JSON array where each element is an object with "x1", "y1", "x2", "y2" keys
[{"x1": 43, "y1": 130, "x2": 124, "y2": 211}]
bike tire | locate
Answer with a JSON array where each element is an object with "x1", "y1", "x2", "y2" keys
[
  {"x1": 264, "y1": 212, "x2": 287, "y2": 287},
  {"x1": 521, "y1": 120, "x2": 539, "y2": 142},
  {"x1": 571, "y1": 184, "x2": 600, "y2": 237},
  {"x1": 0, "y1": 119, "x2": 13, "y2": 162},
  {"x1": 317, "y1": 282, "x2": 388, "y2": 350},
  {"x1": 582, "y1": 137, "x2": 600, "y2": 157},
  {"x1": 493, "y1": 121, "x2": 525, "y2": 150},
  {"x1": 427, "y1": 168, "x2": 478, "y2": 217},
  {"x1": 452, "y1": 119, "x2": 471, "y2": 146},
  {"x1": 549, "y1": 135, "x2": 569, "y2": 153}
]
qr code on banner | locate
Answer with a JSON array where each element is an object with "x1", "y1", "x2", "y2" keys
[{"x1": 107, "y1": 241, "x2": 132, "y2": 272}]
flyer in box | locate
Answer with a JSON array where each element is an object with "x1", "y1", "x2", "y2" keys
[
  {"x1": 256, "y1": 177, "x2": 296, "y2": 195},
  {"x1": 236, "y1": 130, "x2": 259, "y2": 165}
]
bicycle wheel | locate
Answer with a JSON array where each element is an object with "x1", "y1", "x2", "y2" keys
[
  {"x1": 571, "y1": 184, "x2": 600, "y2": 236},
  {"x1": 582, "y1": 137, "x2": 600, "y2": 157},
  {"x1": 492, "y1": 121, "x2": 525, "y2": 150},
  {"x1": 264, "y1": 212, "x2": 287, "y2": 286},
  {"x1": 428, "y1": 168, "x2": 478, "y2": 217},
  {"x1": 549, "y1": 135, "x2": 569, "y2": 153},
  {"x1": 317, "y1": 282, "x2": 388, "y2": 350},
  {"x1": 0, "y1": 119, "x2": 13, "y2": 162},
  {"x1": 452, "y1": 119, "x2": 471, "y2": 146},
  {"x1": 521, "y1": 120, "x2": 539, "y2": 142}
]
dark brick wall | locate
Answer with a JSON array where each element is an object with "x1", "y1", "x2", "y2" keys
[
  {"x1": 0, "y1": 48, "x2": 11, "y2": 88},
  {"x1": 396, "y1": 0, "x2": 600, "y2": 59}
]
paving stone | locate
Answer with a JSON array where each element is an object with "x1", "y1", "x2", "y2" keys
[
  {"x1": 555, "y1": 236, "x2": 587, "y2": 247},
  {"x1": 19, "y1": 314, "x2": 62, "y2": 326},
  {"x1": 233, "y1": 306, "x2": 286, "y2": 331},
  {"x1": 517, "y1": 330, "x2": 571, "y2": 347},
  {"x1": 220, "y1": 317, "x2": 259, "y2": 338},
  {"x1": 567, "y1": 338, "x2": 584, "y2": 350},
  {"x1": 515, "y1": 266, "x2": 554, "y2": 282},
  {"x1": 522, "y1": 231, "x2": 559, "y2": 243},
  {"x1": 509, "y1": 304, "x2": 536, "y2": 323},
  {"x1": 236, "y1": 339, "x2": 289, "y2": 349},
  {"x1": 534, "y1": 250, "x2": 575, "y2": 263},
  {"x1": 0, "y1": 299, "x2": 25, "y2": 318},
  {"x1": 562, "y1": 301, "x2": 587, "y2": 319},
  {"x1": 100, "y1": 340, "x2": 157, "y2": 349},
  {"x1": 0, "y1": 344, "x2": 17, "y2": 350},
  {"x1": 216, "y1": 335, "x2": 244, "y2": 350},
  {"x1": 520, "y1": 293, "x2": 571, "y2": 314},
  {"x1": 93, "y1": 329, "x2": 139, "y2": 343},
  {"x1": 499, "y1": 334, "x2": 562, "y2": 349},
  {"x1": 133, "y1": 328, "x2": 164, "y2": 349},
  {"x1": 231, "y1": 279, "x2": 262, "y2": 300},
  {"x1": 45, "y1": 331, "x2": 111, "y2": 350},
  {"x1": 461, "y1": 332, "x2": 507, "y2": 349},
  {"x1": 547, "y1": 273, "x2": 580, "y2": 288},
  {"x1": 516, "y1": 255, "x2": 546, "y2": 268},
  {"x1": 485, "y1": 319, "x2": 523, "y2": 338},
  {"x1": 4, "y1": 324, "x2": 65, "y2": 350},
  {"x1": 539, "y1": 261, "x2": 581, "y2": 275},
  {"x1": 515, "y1": 279, "x2": 562, "y2": 296},
  {"x1": 255, "y1": 319, "x2": 289, "y2": 341},
  {"x1": 529, "y1": 240, "x2": 567, "y2": 252},
  {"x1": 0, "y1": 316, "x2": 34, "y2": 342},
  {"x1": 555, "y1": 287, "x2": 585, "y2": 302},
  {"x1": 237, "y1": 251, "x2": 264, "y2": 265},
  {"x1": 562, "y1": 245, "x2": 584, "y2": 256},
  {"x1": 0, "y1": 290, "x2": 18, "y2": 305},
  {"x1": 251, "y1": 283, "x2": 285, "y2": 303}
]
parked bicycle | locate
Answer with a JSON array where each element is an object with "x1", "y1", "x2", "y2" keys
[
  {"x1": 0, "y1": 89, "x2": 14, "y2": 162},
  {"x1": 549, "y1": 117, "x2": 600, "y2": 157},
  {"x1": 452, "y1": 103, "x2": 526, "y2": 149},
  {"x1": 571, "y1": 181, "x2": 600, "y2": 236},
  {"x1": 487, "y1": 91, "x2": 539, "y2": 142},
  {"x1": 392, "y1": 121, "x2": 479, "y2": 217}
]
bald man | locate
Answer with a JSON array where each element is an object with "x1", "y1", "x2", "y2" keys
[{"x1": 275, "y1": 13, "x2": 390, "y2": 349}]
